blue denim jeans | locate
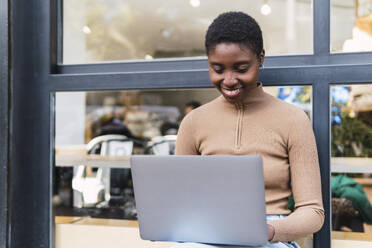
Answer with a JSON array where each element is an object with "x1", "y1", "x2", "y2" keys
[{"x1": 170, "y1": 215, "x2": 300, "y2": 248}]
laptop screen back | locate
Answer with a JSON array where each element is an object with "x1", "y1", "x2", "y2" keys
[{"x1": 131, "y1": 155, "x2": 267, "y2": 246}]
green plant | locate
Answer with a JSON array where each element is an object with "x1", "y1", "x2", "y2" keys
[{"x1": 332, "y1": 111, "x2": 372, "y2": 157}]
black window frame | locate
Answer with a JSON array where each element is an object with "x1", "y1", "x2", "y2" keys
[
  {"x1": 4, "y1": 0, "x2": 372, "y2": 247},
  {"x1": 0, "y1": 0, "x2": 9, "y2": 247}
]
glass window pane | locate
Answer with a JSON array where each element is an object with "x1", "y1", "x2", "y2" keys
[
  {"x1": 265, "y1": 85, "x2": 312, "y2": 118},
  {"x1": 54, "y1": 86, "x2": 313, "y2": 247},
  {"x1": 54, "y1": 89, "x2": 218, "y2": 248},
  {"x1": 331, "y1": 0, "x2": 372, "y2": 53},
  {"x1": 63, "y1": 0, "x2": 313, "y2": 64},
  {"x1": 330, "y1": 84, "x2": 372, "y2": 245}
]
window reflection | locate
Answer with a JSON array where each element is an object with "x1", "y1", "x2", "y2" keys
[
  {"x1": 54, "y1": 86, "x2": 311, "y2": 218},
  {"x1": 54, "y1": 86, "x2": 313, "y2": 247},
  {"x1": 54, "y1": 89, "x2": 220, "y2": 220},
  {"x1": 331, "y1": 0, "x2": 372, "y2": 53},
  {"x1": 63, "y1": 0, "x2": 313, "y2": 64},
  {"x1": 330, "y1": 84, "x2": 372, "y2": 242}
]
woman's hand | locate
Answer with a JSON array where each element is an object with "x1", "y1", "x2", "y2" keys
[{"x1": 267, "y1": 224, "x2": 275, "y2": 241}]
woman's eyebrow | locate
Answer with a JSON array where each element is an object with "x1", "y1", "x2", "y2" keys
[
  {"x1": 233, "y1": 61, "x2": 251, "y2": 66},
  {"x1": 209, "y1": 62, "x2": 223, "y2": 66}
]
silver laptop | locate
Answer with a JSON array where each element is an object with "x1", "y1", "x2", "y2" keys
[{"x1": 131, "y1": 155, "x2": 267, "y2": 246}]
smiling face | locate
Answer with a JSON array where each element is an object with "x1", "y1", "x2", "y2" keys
[{"x1": 208, "y1": 42, "x2": 264, "y2": 103}]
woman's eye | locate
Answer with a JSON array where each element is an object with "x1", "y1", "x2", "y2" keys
[
  {"x1": 213, "y1": 68, "x2": 223, "y2": 74},
  {"x1": 235, "y1": 67, "x2": 249, "y2": 73}
]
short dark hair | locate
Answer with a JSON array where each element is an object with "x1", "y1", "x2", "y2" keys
[
  {"x1": 205, "y1": 11, "x2": 263, "y2": 59},
  {"x1": 185, "y1": 101, "x2": 201, "y2": 109}
]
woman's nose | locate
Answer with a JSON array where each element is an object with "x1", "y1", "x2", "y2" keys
[{"x1": 223, "y1": 73, "x2": 238, "y2": 86}]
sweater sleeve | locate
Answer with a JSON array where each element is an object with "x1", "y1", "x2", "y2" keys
[
  {"x1": 175, "y1": 112, "x2": 199, "y2": 155},
  {"x1": 268, "y1": 111, "x2": 325, "y2": 242}
]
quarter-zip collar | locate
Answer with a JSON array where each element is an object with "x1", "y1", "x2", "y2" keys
[
  {"x1": 217, "y1": 82, "x2": 265, "y2": 152},
  {"x1": 234, "y1": 101, "x2": 244, "y2": 151}
]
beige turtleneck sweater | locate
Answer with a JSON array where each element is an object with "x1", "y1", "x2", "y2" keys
[{"x1": 175, "y1": 84, "x2": 324, "y2": 242}]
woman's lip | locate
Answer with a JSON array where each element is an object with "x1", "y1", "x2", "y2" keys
[{"x1": 221, "y1": 87, "x2": 242, "y2": 98}]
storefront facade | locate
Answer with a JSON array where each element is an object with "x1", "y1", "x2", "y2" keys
[{"x1": 1, "y1": 0, "x2": 372, "y2": 247}]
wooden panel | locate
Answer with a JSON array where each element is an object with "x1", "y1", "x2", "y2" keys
[
  {"x1": 331, "y1": 157, "x2": 372, "y2": 173},
  {"x1": 56, "y1": 154, "x2": 131, "y2": 168},
  {"x1": 331, "y1": 239, "x2": 372, "y2": 248},
  {"x1": 332, "y1": 231, "x2": 372, "y2": 241},
  {"x1": 55, "y1": 222, "x2": 174, "y2": 248}
]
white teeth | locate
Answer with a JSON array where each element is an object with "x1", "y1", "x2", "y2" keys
[{"x1": 222, "y1": 88, "x2": 241, "y2": 97}]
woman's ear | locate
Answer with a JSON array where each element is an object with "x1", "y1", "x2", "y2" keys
[{"x1": 259, "y1": 49, "x2": 265, "y2": 67}]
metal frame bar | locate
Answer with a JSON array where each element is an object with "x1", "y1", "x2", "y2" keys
[
  {"x1": 9, "y1": 0, "x2": 51, "y2": 247},
  {"x1": 0, "y1": 0, "x2": 9, "y2": 247},
  {"x1": 48, "y1": 64, "x2": 372, "y2": 92},
  {"x1": 57, "y1": 52, "x2": 372, "y2": 75},
  {"x1": 50, "y1": 0, "x2": 59, "y2": 74},
  {"x1": 7, "y1": 0, "x2": 372, "y2": 247},
  {"x1": 314, "y1": 0, "x2": 330, "y2": 56},
  {"x1": 312, "y1": 81, "x2": 331, "y2": 248}
]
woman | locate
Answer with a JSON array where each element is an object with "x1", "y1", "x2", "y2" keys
[{"x1": 175, "y1": 12, "x2": 324, "y2": 247}]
